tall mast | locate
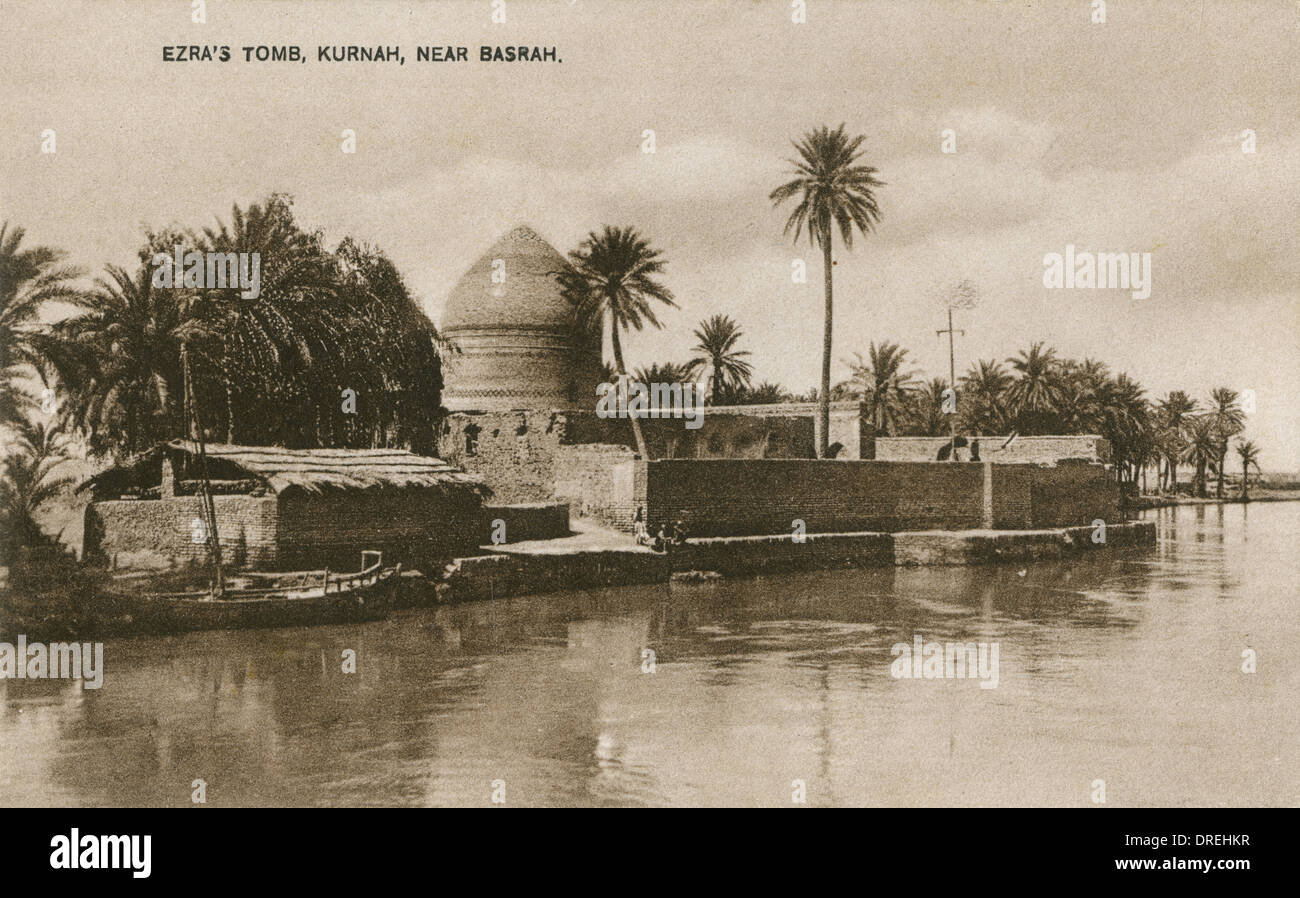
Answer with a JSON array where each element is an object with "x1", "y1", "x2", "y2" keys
[{"x1": 182, "y1": 344, "x2": 224, "y2": 595}]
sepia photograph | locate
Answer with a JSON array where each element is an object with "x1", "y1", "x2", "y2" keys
[{"x1": 0, "y1": 0, "x2": 1295, "y2": 865}]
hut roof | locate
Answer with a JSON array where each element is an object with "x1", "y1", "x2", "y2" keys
[{"x1": 80, "y1": 440, "x2": 489, "y2": 498}]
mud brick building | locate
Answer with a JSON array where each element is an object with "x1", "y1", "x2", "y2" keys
[
  {"x1": 80, "y1": 441, "x2": 488, "y2": 571},
  {"x1": 436, "y1": 224, "x2": 1119, "y2": 539}
]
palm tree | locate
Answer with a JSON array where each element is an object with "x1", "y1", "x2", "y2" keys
[
  {"x1": 1005, "y1": 342, "x2": 1062, "y2": 434},
  {"x1": 905, "y1": 377, "x2": 951, "y2": 437},
  {"x1": 841, "y1": 341, "x2": 918, "y2": 436},
  {"x1": 770, "y1": 124, "x2": 884, "y2": 457},
  {"x1": 1207, "y1": 387, "x2": 1245, "y2": 499},
  {"x1": 1054, "y1": 357, "x2": 1110, "y2": 434},
  {"x1": 1235, "y1": 439, "x2": 1262, "y2": 501},
  {"x1": 684, "y1": 314, "x2": 753, "y2": 404},
  {"x1": 38, "y1": 264, "x2": 209, "y2": 456},
  {"x1": 0, "y1": 223, "x2": 82, "y2": 427},
  {"x1": 559, "y1": 226, "x2": 676, "y2": 459},
  {"x1": 1096, "y1": 373, "x2": 1149, "y2": 491},
  {"x1": 1183, "y1": 416, "x2": 1219, "y2": 498},
  {"x1": 197, "y1": 195, "x2": 339, "y2": 443},
  {"x1": 1155, "y1": 390, "x2": 1197, "y2": 492},
  {"x1": 733, "y1": 381, "x2": 791, "y2": 405},
  {"x1": 633, "y1": 362, "x2": 687, "y2": 412},
  {"x1": 633, "y1": 362, "x2": 686, "y2": 385},
  {"x1": 959, "y1": 359, "x2": 1011, "y2": 435},
  {"x1": 0, "y1": 417, "x2": 76, "y2": 564}
]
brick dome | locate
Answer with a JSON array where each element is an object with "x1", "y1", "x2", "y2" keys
[{"x1": 440, "y1": 225, "x2": 602, "y2": 411}]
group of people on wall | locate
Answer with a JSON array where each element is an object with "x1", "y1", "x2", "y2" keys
[{"x1": 632, "y1": 509, "x2": 688, "y2": 553}]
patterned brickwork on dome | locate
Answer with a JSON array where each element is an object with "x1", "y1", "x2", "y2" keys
[
  {"x1": 441, "y1": 225, "x2": 580, "y2": 333},
  {"x1": 439, "y1": 224, "x2": 602, "y2": 411}
]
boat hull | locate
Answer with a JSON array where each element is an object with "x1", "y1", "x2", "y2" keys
[{"x1": 109, "y1": 570, "x2": 398, "y2": 634}]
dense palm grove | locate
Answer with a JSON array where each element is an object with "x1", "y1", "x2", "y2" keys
[
  {"x1": 0, "y1": 197, "x2": 444, "y2": 563},
  {"x1": 635, "y1": 318, "x2": 1256, "y2": 496}
]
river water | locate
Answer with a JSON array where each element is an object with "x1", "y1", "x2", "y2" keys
[{"x1": 1, "y1": 502, "x2": 1296, "y2": 807}]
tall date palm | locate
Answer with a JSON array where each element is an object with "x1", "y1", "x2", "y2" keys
[
  {"x1": 770, "y1": 124, "x2": 884, "y2": 457},
  {"x1": 559, "y1": 226, "x2": 676, "y2": 459}
]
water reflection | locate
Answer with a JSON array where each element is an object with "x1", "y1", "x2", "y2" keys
[{"x1": 1, "y1": 502, "x2": 1297, "y2": 806}]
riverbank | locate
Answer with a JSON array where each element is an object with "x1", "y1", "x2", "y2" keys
[
  {"x1": 421, "y1": 520, "x2": 1156, "y2": 605},
  {"x1": 1126, "y1": 490, "x2": 1300, "y2": 511},
  {"x1": 2, "y1": 520, "x2": 1157, "y2": 636}
]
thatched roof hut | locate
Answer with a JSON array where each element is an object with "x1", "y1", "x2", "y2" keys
[{"x1": 81, "y1": 440, "x2": 490, "y2": 501}]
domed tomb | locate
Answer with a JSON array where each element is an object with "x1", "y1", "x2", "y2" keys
[{"x1": 440, "y1": 225, "x2": 603, "y2": 411}]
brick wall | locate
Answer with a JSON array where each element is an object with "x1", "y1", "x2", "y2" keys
[
  {"x1": 480, "y1": 502, "x2": 570, "y2": 543},
  {"x1": 84, "y1": 495, "x2": 279, "y2": 570},
  {"x1": 672, "y1": 532, "x2": 894, "y2": 575},
  {"x1": 1024, "y1": 462, "x2": 1118, "y2": 527},
  {"x1": 642, "y1": 459, "x2": 988, "y2": 537},
  {"x1": 442, "y1": 549, "x2": 668, "y2": 602},
  {"x1": 553, "y1": 444, "x2": 643, "y2": 529},
  {"x1": 439, "y1": 403, "x2": 874, "y2": 504},
  {"x1": 873, "y1": 435, "x2": 1111, "y2": 464},
  {"x1": 985, "y1": 462, "x2": 1117, "y2": 529},
  {"x1": 700, "y1": 401, "x2": 872, "y2": 459},
  {"x1": 439, "y1": 409, "x2": 565, "y2": 503},
  {"x1": 636, "y1": 459, "x2": 1119, "y2": 537},
  {"x1": 86, "y1": 489, "x2": 484, "y2": 572},
  {"x1": 561, "y1": 410, "x2": 814, "y2": 459},
  {"x1": 275, "y1": 489, "x2": 481, "y2": 569}
]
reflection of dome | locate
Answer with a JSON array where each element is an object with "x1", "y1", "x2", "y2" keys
[{"x1": 440, "y1": 225, "x2": 602, "y2": 411}]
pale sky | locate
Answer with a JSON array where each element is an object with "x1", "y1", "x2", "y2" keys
[{"x1": 3, "y1": 0, "x2": 1298, "y2": 467}]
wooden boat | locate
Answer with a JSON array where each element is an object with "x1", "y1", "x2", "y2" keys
[{"x1": 109, "y1": 551, "x2": 400, "y2": 633}]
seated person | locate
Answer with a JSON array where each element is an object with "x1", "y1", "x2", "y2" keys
[
  {"x1": 652, "y1": 525, "x2": 669, "y2": 553},
  {"x1": 669, "y1": 519, "x2": 689, "y2": 545}
]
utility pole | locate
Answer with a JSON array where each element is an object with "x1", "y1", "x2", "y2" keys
[{"x1": 936, "y1": 306, "x2": 964, "y2": 462}]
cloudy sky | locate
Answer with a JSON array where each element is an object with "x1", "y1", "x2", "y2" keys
[{"x1": 4, "y1": 0, "x2": 1298, "y2": 467}]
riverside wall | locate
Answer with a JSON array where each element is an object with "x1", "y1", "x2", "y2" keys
[{"x1": 428, "y1": 521, "x2": 1156, "y2": 603}]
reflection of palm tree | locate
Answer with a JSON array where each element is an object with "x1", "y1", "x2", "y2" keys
[
  {"x1": 560, "y1": 226, "x2": 676, "y2": 460},
  {"x1": 684, "y1": 315, "x2": 752, "y2": 404},
  {"x1": 841, "y1": 341, "x2": 917, "y2": 436},
  {"x1": 1235, "y1": 439, "x2": 1261, "y2": 502},
  {"x1": 770, "y1": 124, "x2": 884, "y2": 457},
  {"x1": 0, "y1": 223, "x2": 83, "y2": 427}
]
